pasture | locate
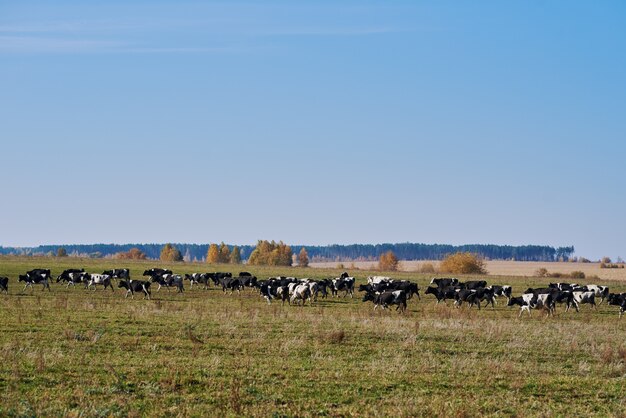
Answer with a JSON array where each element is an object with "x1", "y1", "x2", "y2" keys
[{"x1": 0, "y1": 256, "x2": 625, "y2": 417}]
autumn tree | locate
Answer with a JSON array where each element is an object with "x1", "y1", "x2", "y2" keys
[
  {"x1": 230, "y1": 246, "x2": 242, "y2": 264},
  {"x1": 115, "y1": 247, "x2": 147, "y2": 260},
  {"x1": 298, "y1": 247, "x2": 309, "y2": 267},
  {"x1": 206, "y1": 244, "x2": 219, "y2": 264},
  {"x1": 56, "y1": 247, "x2": 67, "y2": 257},
  {"x1": 160, "y1": 243, "x2": 183, "y2": 262},
  {"x1": 378, "y1": 251, "x2": 399, "y2": 271},
  {"x1": 439, "y1": 252, "x2": 486, "y2": 274},
  {"x1": 219, "y1": 242, "x2": 231, "y2": 263},
  {"x1": 248, "y1": 240, "x2": 293, "y2": 266}
]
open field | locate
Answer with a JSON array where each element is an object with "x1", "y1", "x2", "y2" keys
[
  {"x1": 1, "y1": 256, "x2": 626, "y2": 416},
  {"x1": 311, "y1": 260, "x2": 626, "y2": 281}
]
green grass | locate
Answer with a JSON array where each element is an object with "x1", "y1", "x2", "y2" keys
[{"x1": 1, "y1": 256, "x2": 625, "y2": 417}]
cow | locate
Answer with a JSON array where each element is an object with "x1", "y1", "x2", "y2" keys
[
  {"x1": 430, "y1": 278, "x2": 459, "y2": 288},
  {"x1": 143, "y1": 268, "x2": 172, "y2": 278},
  {"x1": 425, "y1": 286, "x2": 458, "y2": 304},
  {"x1": 220, "y1": 277, "x2": 243, "y2": 294},
  {"x1": 572, "y1": 291, "x2": 596, "y2": 309},
  {"x1": 454, "y1": 289, "x2": 481, "y2": 309},
  {"x1": 0, "y1": 277, "x2": 8, "y2": 294},
  {"x1": 118, "y1": 280, "x2": 151, "y2": 299},
  {"x1": 584, "y1": 285, "x2": 610, "y2": 304},
  {"x1": 473, "y1": 287, "x2": 496, "y2": 308},
  {"x1": 19, "y1": 273, "x2": 51, "y2": 292},
  {"x1": 26, "y1": 269, "x2": 51, "y2": 281},
  {"x1": 56, "y1": 269, "x2": 88, "y2": 286},
  {"x1": 487, "y1": 285, "x2": 512, "y2": 303},
  {"x1": 552, "y1": 291, "x2": 578, "y2": 313},
  {"x1": 290, "y1": 283, "x2": 312, "y2": 306},
  {"x1": 508, "y1": 293, "x2": 554, "y2": 317},
  {"x1": 85, "y1": 273, "x2": 114, "y2": 291},
  {"x1": 56, "y1": 268, "x2": 84, "y2": 282},
  {"x1": 102, "y1": 269, "x2": 130, "y2": 280},
  {"x1": 367, "y1": 276, "x2": 392, "y2": 285},
  {"x1": 238, "y1": 271, "x2": 252, "y2": 277},
  {"x1": 330, "y1": 276, "x2": 355, "y2": 298},
  {"x1": 461, "y1": 280, "x2": 488, "y2": 290},
  {"x1": 184, "y1": 273, "x2": 210, "y2": 289},
  {"x1": 362, "y1": 290, "x2": 407, "y2": 313},
  {"x1": 162, "y1": 274, "x2": 185, "y2": 293},
  {"x1": 239, "y1": 276, "x2": 258, "y2": 288},
  {"x1": 607, "y1": 293, "x2": 626, "y2": 318},
  {"x1": 385, "y1": 281, "x2": 420, "y2": 300}
]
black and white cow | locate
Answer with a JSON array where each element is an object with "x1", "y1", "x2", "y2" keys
[
  {"x1": 508, "y1": 293, "x2": 554, "y2": 317},
  {"x1": 0, "y1": 276, "x2": 8, "y2": 294},
  {"x1": 143, "y1": 268, "x2": 172, "y2": 278},
  {"x1": 454, "y1": 289, "x2": 481, "y2": 309},
  {"x1": 57, "y1": 271, "x2": 88, "y2": 287},
  {"x1": 362, "y1": 290, "x2": 407, "y2": 313},
  {"x1": 584, "y1": 285, "x2": 610, "y2": 304},
  {"x1": 487, "y1": 285, "x2": 512, "y2": 303},
  {"x1": 26, "y1": 269, "x2": 51, "y2": 281},
  {"x1": 56, "y1": 268, "x2": 85, "y2": 283},
  {"x1": 461, "y1": 280, "x2": 488, "y2": 290},
  {"x1": 430, "y1": 278, "x2": 459, "y2": 288},
  {"x1": 184, "y1": 273, "x2": 210, "y2": 289},
  {"x1": 607, "y1": 293, "x2": 626, "y2": 318},
  {"x1": 384, "y1": 280, "x2": 420, "y2": 300},
  {"x1": 572, "y1": 291, "x2": 596, "y2": 309},
  {"x1": 330, "y1": 276, "x2": 355, "y2": 298},
  {"x1": 102, "y1": 269, "x2": 130, "y2": 280},
  {"x1": 220, "y1": 277, "x2": 243, "y2": 294},
  {"x1": 19, "y1": 272, "x2": 51, "y2": 292},
  {"x1": 290, "y1": 283, "x2": 312, "y2": 306},
  {"x1": 85, "y1": 273, "x2": 114, "y2": 291},
  {"x1": 425, "y1": 286, "x2": 458, "y2": 304},
  {"x1": 118, "y1": 280, "x2": 151, "y2": 299}
]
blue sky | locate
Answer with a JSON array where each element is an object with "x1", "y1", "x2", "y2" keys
[{"x1": 1, "y1": 1, "x2": 625, "y2": 260}]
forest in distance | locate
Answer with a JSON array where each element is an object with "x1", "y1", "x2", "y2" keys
[{"x1": 0, "y1": 242, "x2": 575, "y2": 263}]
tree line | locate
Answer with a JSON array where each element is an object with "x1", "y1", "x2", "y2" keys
[{"x1": 0, "y1": 242, "x2": 575, "y2": 262}]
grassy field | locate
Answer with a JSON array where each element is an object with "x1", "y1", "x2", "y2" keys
[
  {"x1": 1, "y1": 256, "x2": 625, "y2": 417},
  {"x1": 311, "y1": 260, "x2": 626, "y2": 281}
]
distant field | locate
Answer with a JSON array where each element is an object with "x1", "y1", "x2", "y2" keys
[
  {"x1": 1, "y1": 256, "x2": 625, "y2": 416},
  {"x1": 311, "y1": 260, "x2": 626, "y2": 281}
]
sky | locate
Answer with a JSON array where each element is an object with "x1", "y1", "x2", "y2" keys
[{"x1": 1, "y1": 1, "x2": 625, "y2": 260}]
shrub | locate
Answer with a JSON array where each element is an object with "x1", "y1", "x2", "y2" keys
[
  {"x1": 439, "y1": 252, "x2": 486, "y2": 275},
  {"x1": 534, "y1": 268, "x2": 548, "y2": 277},
  {"x1": 418, "y1": 263, "x2": 437, "y2": 274},
  {"x1": 569, "y1": 271, "x2": 586, "y2": 279}
]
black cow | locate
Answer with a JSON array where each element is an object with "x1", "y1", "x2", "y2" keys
[
  {"x1": 220, "y1": 277, "x2": 243, "y2": 293},
  {"x1": 118, "y1": 280, "x2": 151, "y2": 299},
  {"x1": 103, "y1": 269, "x2": 130, "y2": 280},
  {"x1": 386, "y1": 281, "x2": 420, "y2": 300},
  {"x1": 239, "y1": 271, "x2": 252, "y2": 277},
  {"x1": 425, "y1": 286, "x2": 458, "y2": 304},
  {"x1": 461, "y1": 280, "x2": 488, "y2": 290},
  {"x1": 552, "y1": 291, "x2": 578, "y2": 313},
  {"x1": 362, "y1": 290, "x2": 407, "y2": 313},
  {"x1": 454, "y1": 289, "x2": 481, "y2": 309},
  {"x1": 0, "y1": 277, "x2": 8, "y2": 294},
  {"x1": 26, "y1": 269, "x2": 51, "y2": 280},
  {"x1": 607, "y1": 293, "x2": 626, "y2": 318}
]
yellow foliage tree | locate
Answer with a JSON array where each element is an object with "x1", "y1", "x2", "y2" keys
[
  {"x1": 248, "y1": 240, "x2": 293, "y2": 266},
  {"x1": 439, "y1": 252, "x2": 487, "y2": 274},
  {"x1": 115, "y1": 247, "x2": 147, "y2": 260},
  {"x1": 219, "y1": 242, "x2": 231, "y2": 263},
  {"x1": 230, "y1": 246, "x2": 242, "y2": 264},
  {"x1": 379, "y1": 251, "x2": 399, "y2": 271},
  {"x1": 298, "y1": 247, "x2": 309, "y2": 267},
  {"x1": 206, "y1": 243, "x2": 219, "y2": 264},
  {"x1": 160, "y1": 243, "x2": 183, "y2": 262}
]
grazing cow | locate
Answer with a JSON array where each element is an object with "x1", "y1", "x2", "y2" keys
[
  {"x1": 118, "y1": 280, "x2": 151, "y2": 299},
  {"x1": 290, "y1": 283, "x2": 312, "y2": 306},
  {"x1": 0, "y1": 276, "x2": 8, "y2": 294},
  {"x1": 607, "y1": 293, "x2": 626, "y2": 318},
  {"x1": 102, "y1": 269, "x2": 130, "y2": 280},
  {"x1": 454, "y1": 289, "x2": 481, "y2": 309},
  {"x1": 362, "y1": 290, "x2": 407, "y2": 313},
  {"x1": 572, "y1": 291, "x2": 596, "y2": 309},
  {"x1": 85, "y1": 274, "x2": 114, "y2": 291},
  {"x1": 425, "y1": 286, "x2": 458, "y2": 304},
  {"x1": 330, "y1": 277, "x2": 355, "y2": 298},
  {"x1": 19, "y1": 273, "x2": 51, "y2": 292},
  {"x1": 430, "y1": 278, "x2": 459, "y2": 288}
]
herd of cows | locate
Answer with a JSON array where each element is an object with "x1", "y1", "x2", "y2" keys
[{"x1": 1, "y1": 267, "x2": 626, "y2": 318}]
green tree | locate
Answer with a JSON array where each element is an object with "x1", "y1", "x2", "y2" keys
[
  {"x1": 298, "y1": 247, "x2": 309, "y2": 267},
  {"x1": 56, "y1": 247, "x2": 68, "y2": 257},
  {"x1": 160, "y1": 243, "x2": 183, "y2": 262},
  {"x1": 230, "y1": 246, "x2": 242, "y2": 264},
  {"x1": 206, "y1": 244, "x2": 219, "y2": 264}
]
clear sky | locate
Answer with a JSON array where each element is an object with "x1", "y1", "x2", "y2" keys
[{"x1": 1, "y1": 1, "x2": 625, "y2": 260}]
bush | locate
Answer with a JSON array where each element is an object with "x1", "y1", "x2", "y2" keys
[
  {"x1": 439, "y1": 252, "x2": 486, "y2": 275},
  {"x1": 569, "y1": 271, "x2": 586, "y2": 279},
  {"x1": 418, "y1": 263, "x2": 437, "y2": 274},
  {"x1": 534, "y1": 268, "x2": 548, "y2": 277}
]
